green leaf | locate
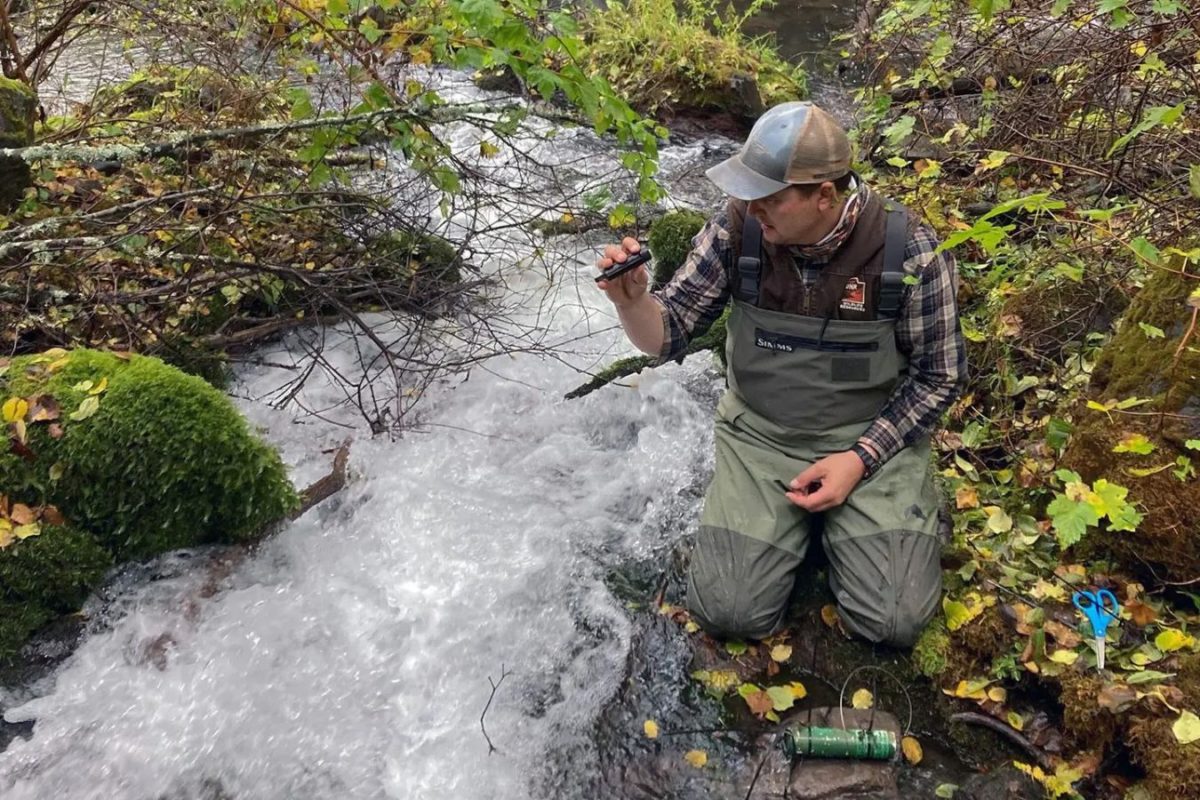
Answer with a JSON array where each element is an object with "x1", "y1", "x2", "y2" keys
[
  {"x1": 1107, "y1": 103, "x2": 1187, "y2": 158},
  {"x1": 1151, "y1": 0, "x2": 1181, "y2": 13},
  {"x1": 1056, "y1": 468, "x2": 1084, "y2": 484},
  {"x1": 1047, "y1": 494, "x2": 1100, "y2": 548},
  {"x1": 935, "y1": 783, "x2": 958, "y2": 798},
  {"x1": 886, "y1": 156, "x2": 909, "y2": 168},
  {"x1": 725, "y1": 640, "x2": 748, "y2": 656},
  {"x1": 1089, "y1": 478, "x2": 1128, "y2": 520},
  {"x1": 1113, "y1": 433, "x2": 1155, "y2": 455},
  {"x1": 882, "y1": 115, "x2": 916, "y2": 148},
  {"x1": 1186, "y1": 440, "x2": 1200, "y2": 451},
  {"x1": 1126, "y1": 670, "x2": 1175, "y2": 684},
  {"x1": 327, "y1": 0, "x2": 349, "y2": 14},
  {"x1": 1107, "y1": 500, "x2": 1143, "y2": 533},
  {"x1": 1189, "y1": 165, "x2": 1200, "y2": 200},
  {"x1": 1138, "y1": 322, "x2": 1166, "y2": 339},
  {"x1": 358, "y1": 16, "x2": 383, "y2": 43},
  {"x1": 1046, "y1": 418, "x2": 1073, "y2": 452},
  {"x1": 766, "y1": 685, "x2": 797, "y2": 712},
  {"x1": 1130, "y1": 236, "x2": 1161, "y2": 265}
]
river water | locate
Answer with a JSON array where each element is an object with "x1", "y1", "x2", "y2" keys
[{"x1": 0, "y1": 3, "x2": 925, "y2": 798}]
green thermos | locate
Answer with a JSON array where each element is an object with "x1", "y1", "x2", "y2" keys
[{"x1": 780, "y1": 725, "x2": 898, "y2": 760}]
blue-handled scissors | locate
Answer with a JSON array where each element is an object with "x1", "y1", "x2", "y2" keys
[{"x1": 1072, "y1": 589, "x2": 1120, "y2": 670}]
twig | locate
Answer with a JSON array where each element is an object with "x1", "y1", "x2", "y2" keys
[
  {"x1": 950, "y1": 712, "x2": 1053, "y2": 770},
  {"x1": 481, "y1": 664, "x2": 512, "y2": 755},
  {"x1": 743, "y1": 748, "x2": 771, "y2": 800},
  {"x1": 290, "y1": 439, "x2": 352, "y2": 519}
]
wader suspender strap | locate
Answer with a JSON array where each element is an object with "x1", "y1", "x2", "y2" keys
[
  {"x1": 735, "y1": 213, "x2": 763, "y2": 304},
  {"x1": 879, "y1": 202, "x2": 907, "y2": 319}
]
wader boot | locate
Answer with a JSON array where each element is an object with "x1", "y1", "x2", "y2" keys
[{"x1": 686, "y1": 197, "x2": 942, "y2": 647}]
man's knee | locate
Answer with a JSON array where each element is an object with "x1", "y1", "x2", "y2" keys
[
  {"x1": 685, "y1": 526, "x2": 799, "y2": 641},
  {"x1": 839, "y1": 601, "x2": 936, "y2": 648},
  {"x1": 687, "y1": 570, "x2": 783, "y2": 640}
]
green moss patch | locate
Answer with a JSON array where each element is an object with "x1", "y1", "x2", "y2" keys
[
  {"x1": 1, "y1": 348, "x2": 298, "y2": 559},
  {"x1": 648, "y1": 209, "x2": 708, "y2": 285}
]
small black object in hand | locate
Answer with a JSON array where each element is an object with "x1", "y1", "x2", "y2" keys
[{"x1": 594, "y1": 248, "x2": 652, "y2": 283}]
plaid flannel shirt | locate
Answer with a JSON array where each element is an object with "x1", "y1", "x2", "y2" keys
[{"x1": 653, "y1": 194, "x2": 966, "y2": 466}]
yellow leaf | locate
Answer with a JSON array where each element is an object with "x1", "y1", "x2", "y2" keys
[
  {"x1": 901, "y1": 736, "x2": 923, "y2": 765},
  {"x1": 943, "y1": 679, "x2": 990, "y2": 701},
  {"x1": 0, "y1": 523, "x2": 13, "y2": 550},
  {"x1": 1049, "y1": 649, "x2": 1079, "y2": 664},
  {"x1": 851, "y1": 689, "x2": 874, "y2": 709},
  {"x1": 944, "y1": 593, "x2": 984, "y2": 631},
  {"x1": 11, "y1": 419, "x2": 26, "y2": 444},
  {"x1": 1131, "y1": 40, "x2": 1147, "y2": 57},
  {"x1": 770, "y1": 644, "x2": 793, "y2": 662},
  {"x1": 88, "y1": 377, "x2": 108, "y2": 396},
  {"x1": 2, "y1": 397, "x2": 28, "y2": 423},
  {"x1": 643, "y1": 720, "x2": 659, "y2": 739},
  {"x1": 49, "y1": 462, "x2": 65, "y2": 481},
  {"x1": 1007, "y1": 711, "x2": 1025, "y2": 731},
  {"x1": 1155, "y1": 629, "x2": 1194, "y2": 652},
  {"x1": 820, "y1": 604, "x2": 840, "y2": 628},
  {"x1": 684, "y1": 750, "x2": 707, "y2": 768},
  {"x1": 14, "y1": 522, "x2": 40, "y2": 540},
  {"x1": 72, "y1": 380, "x2": 94, "y2": 392},
  {"x1": 788, "y1": 681, "x2": 807, "y2": 699},
  {"x1": 479, "y1": 141, "x2": 500, "y2": 159},
  {"x1": 684, "y1": 621, "x2": 700, "y2": 633},
  {"x1": 955, "y1": 485, "x2": 979, "y2": 509},
  {"x1": 1173, "y1": 710, "x2": 1200, "y2": 744},
  {"x1": 987, "y1": 687, "x2": 1008, "y2": 703},
  {"x1": 985, "y1": 506, "x2": 1013, "y2": 533}
]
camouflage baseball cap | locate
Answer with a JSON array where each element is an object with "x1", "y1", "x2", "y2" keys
[{"x1": 705, "y1": 102, "x2": 851, "y2": 201}]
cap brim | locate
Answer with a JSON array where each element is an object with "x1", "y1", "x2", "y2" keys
[{"x1": 705, "y1": 156, "x2": 791, "y2": 201}]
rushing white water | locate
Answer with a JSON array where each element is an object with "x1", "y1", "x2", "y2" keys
[{"x1": 0, "y1": 71, "x2": 735, "y2": 799}]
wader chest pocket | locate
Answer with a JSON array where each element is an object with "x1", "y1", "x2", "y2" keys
[
  {"x1": 831, "y1": 357, "x2": 871, "y2": 383},
  {"x1": 753, "y1": 328, "x2": 880, "y2": 354}
]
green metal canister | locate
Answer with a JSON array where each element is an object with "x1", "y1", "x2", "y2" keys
[{"x1": 780, "y1": 725, "x2": 898, "y2": 761}]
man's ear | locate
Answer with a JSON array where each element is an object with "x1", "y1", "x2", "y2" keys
[{"x1": 818, "y1": 181, "x2": 839, "y2": 211}]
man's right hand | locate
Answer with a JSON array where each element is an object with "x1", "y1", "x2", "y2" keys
[{"x1": 596, "y1": 237, "x2": 650, "y2": 308}]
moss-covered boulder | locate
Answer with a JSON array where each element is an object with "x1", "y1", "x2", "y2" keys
[
  {"x1": 1062, "y1": 256, "x2": 1200, "y2": 580},
  {"x1": 0, "y1": 348, "x2": 298, "y2": 560},
  {"x1": 0, "y1": 76, "x2": 36, "y2": 211},
  {"x1": 647, "y1": 209, "x2": 708, "y2": 285}
]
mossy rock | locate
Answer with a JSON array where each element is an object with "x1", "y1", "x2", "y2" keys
[
  {"x1": 647, "y1": 210, "x2": 708, "y2": 285},
  {"x1": 1127, "y1": 712, "x2": 1200, "y2": 799},
  {"x1": 1063, "y1": 258, "x2": 1200, "y2": 580},
  {"x1": 912, "y1": 617, "x2": 951, "y2": 678},
  {"x1": 0, "y1": 348, "x2": 298, "y2": 559},
  {"x1": 0, "y1": 597, "x2": 53, "y2": 665},
  {"x1": 996, "y1": 271, "x2": 1127, "y2": 366},
  {"x1": 0, "y1": 76, "x2": 36, "y2": 211},
  {"x1": 1089, "y1": 255, "x2": 1200, "y2": 413},
  {"x1": 0, "y1": 524, "x2": 112, "y2": 612}
]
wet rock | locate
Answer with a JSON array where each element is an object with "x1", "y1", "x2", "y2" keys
[
  {"x1": 0, "y1": 76, "x2": 36, "y2": 210},
  {"x1": 785, "y1": 707, "x2": 901, "y2": 800},
  {"x1": 956, "y1": 764, "x2": 1043, "y2": 800}
]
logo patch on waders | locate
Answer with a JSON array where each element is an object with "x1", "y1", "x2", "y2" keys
[{"x1": 840, "y1": 277, "x2": 866, "y2": 313}]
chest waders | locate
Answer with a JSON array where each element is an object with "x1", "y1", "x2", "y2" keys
[{"x1": 686, "y1": 204, "x2": 943, "y2": 647}]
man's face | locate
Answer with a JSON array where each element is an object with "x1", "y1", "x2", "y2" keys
[{"x1": 746, "y1": 182, "x2": 841, "y2": 246}]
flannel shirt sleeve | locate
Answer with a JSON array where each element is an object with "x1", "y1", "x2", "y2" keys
[
  {"x1": 857, "y1": 225, "x2": 967, "y2": 465},
  {"x1": 653, "y1": 210, "x2": 734, "y2": 362}
]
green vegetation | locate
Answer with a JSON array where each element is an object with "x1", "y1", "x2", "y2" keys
[
  {"x1": 0, "y1": 348, "x2": 297, "y2": 661},
  {"x1": 580, "y1": 0, "x2": 806, "y2": 117}
]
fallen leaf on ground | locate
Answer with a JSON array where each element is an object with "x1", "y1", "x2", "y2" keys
[
  {"x1": 643, "y1": 720, "x2": 659, "y2": 739},
  {"x1": 851, "y1": 689, "x2": 874, "y2": 709},
  {"x1": 684, "y1": 750, "x2": 707, "y2": 768},
  {"x1": 901, "y1": 736, "x2": 923, "y2": 764},
  {"x1": 770, "y1": 644, "x2": 792, "y2": 662},
  {"x1": 820, "y1": 604, "x2": 840, "y2": 628},
  {"x1": 1174, "y1": 710, "x2": 1200, "y2": 744}
]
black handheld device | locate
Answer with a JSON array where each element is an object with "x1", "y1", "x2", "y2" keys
[{"x1": 594, "y1": 248, "x2": 652, "y2": 283}]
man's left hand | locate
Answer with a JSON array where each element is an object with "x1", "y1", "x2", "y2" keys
[{"x1": 784, "y1": 451, "x2": 867, "y2": 512}]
